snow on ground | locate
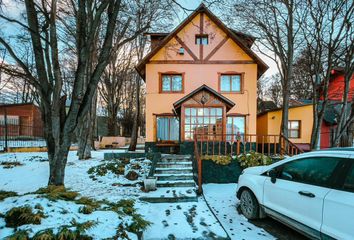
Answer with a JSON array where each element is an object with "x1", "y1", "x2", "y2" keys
[
  {"x1": 203, "y1": 184, "x2": 275, "y2": 240},
  {"x1": 0, "y1": 151, "x2": 276, "y2": 239},
  {"x1": 137, "y1": 199, "x2": 228, "y2": 239},
  {"x1": 0, "y1": 194, "x2": 128, "y2": 239}
]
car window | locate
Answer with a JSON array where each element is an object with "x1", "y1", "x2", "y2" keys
[
  {"x1": 278, "y1": 157, "x2": 342, "y2": 187},
  {"x1": 343, "y1": 164, "x2": 354, "y2": 193}
]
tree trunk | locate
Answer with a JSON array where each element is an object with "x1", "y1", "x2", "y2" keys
[
  {"x1": 45, "y1": 98, "x2": 71, "y2": 186},
  {"x1": 128, "y1": 76, "x2": 140, "y2": 151},
  {"x1": 107, "y1": 108, "x2": 118, "y2": 136},
  {"x1": 77, "y1": 114, "x2": 91, "y2": 160},
  {"x1": 77, "y1": 92, "x2": 97, "y2": 160},
  {"x1": 48, "y1": 144, "x2": 71, "y2": 185}
]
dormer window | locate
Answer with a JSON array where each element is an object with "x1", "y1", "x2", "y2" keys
[{"x1": 195, "y1": 34, "x2": 208, "y2": 45}]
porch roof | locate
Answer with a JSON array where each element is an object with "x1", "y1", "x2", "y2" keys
[{"x1": 173, "y1": 84, "x2": 235, "y2": 112}]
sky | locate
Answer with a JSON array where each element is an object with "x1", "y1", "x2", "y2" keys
[
  {"x1": 175, "y1": 0, "x2": 279, "y2": 78},
  {"x1": 0, "y1": 0, "x2": 278, "y2": 79}
]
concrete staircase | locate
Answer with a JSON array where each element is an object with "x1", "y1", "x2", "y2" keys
[{"x1": 140, "y1": 154, "x2": 198, "y2": 203}]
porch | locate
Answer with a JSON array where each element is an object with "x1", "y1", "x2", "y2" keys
[{"x1": 192, "y1": 133, "x2": 303, "y2": 194}]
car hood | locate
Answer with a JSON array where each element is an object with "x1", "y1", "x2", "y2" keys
[{"x1": 243, "y1": 166, "x2": 268, "y2": 175}]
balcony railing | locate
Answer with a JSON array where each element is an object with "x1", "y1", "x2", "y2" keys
[{"x1": 193, "y1": 133, "x2": 303, "y2": 194}]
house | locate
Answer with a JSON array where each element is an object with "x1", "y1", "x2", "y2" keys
[
  {"x1": 257, "y1": 103, "x2": 313, "y2": 152},
  {"x1": 320, "y1": 68, "x2": 354, "y2": 148},
  {"x1": 136, "y1": 4, "x2": 268, "y2": 152},
  {"x1": 0, "y1": 103, "x2": 43, "y2": 138}
]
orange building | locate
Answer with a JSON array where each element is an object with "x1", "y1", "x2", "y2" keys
[
  {"x1": 136, "y1": 4, "x2": 268, "y2": 151},
  {"x1": 257, "y1": 104, "x2": 313, "y2": 151}
]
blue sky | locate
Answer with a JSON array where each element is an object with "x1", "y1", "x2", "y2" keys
[{"x1": 0, "y1": 0, "x2": 277, "y2": 78}]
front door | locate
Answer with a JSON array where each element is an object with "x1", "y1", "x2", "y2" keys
[{"x1": 183, "y1": 107, "x2": 223, "y2": 141}]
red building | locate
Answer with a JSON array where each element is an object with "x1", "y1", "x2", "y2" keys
[
  {"x1": 0, "y1": 103, "x2": 43, "y2": 138},
  {"x1": 320, "y1": 68, "x2": 354, "y2": 148}
]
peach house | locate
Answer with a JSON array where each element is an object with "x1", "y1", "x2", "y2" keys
[{"x1": 136, "y1": 4, "x2": 268, "y2": 152}]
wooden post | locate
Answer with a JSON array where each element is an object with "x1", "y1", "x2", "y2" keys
[{"x1": 237, "y1": 139, "x2": 240, "y2": 155}]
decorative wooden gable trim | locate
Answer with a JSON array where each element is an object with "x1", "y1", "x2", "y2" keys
[
  {"x1": 199, "y1": 13, "x2": 204, "y2": 60},
  {"x1": 174, "y1": 35, "x2": 198, "y2": 61},
  {"x1": 136, "y1": 3, "x2": 268, "y2": 80},
  {"x1": 204, "y1": 36, "x2": 229, "y2": 61},
  {"x1": 173, "y1": 84, "x2": 235, "y2": 112}
]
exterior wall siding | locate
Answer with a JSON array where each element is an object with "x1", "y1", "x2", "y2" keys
[{"x1": 257, "y1": 105, "x2": 313, "y2": 144}]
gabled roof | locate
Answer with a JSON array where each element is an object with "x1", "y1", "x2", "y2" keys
[
  {"x1": 136, "y1": 3, "x2": 268, "y2": 80},
  {"x1": 173, "y1": 84, "x2": 235, "y2": 111},
  {"x1": 257, "y1": 103, "x2": 313, "y2": 116}
]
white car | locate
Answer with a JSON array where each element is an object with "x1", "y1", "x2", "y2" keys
[{"x1": 236, "y1": 149, "x2": 354, "y2": 240}]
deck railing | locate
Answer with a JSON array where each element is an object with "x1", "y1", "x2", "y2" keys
[{"x1": 193, "y1": 133, "x2": 303, "y2": 194}]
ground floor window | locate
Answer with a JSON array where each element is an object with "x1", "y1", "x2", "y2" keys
[
  {"x1": 156, "y1": 116, "x2": 179, "y2": 141},
  {"x1": 226, "y1": 116, "x2": 245, "y2": 141},
  {"x1": 227, "y1": 116, "x2": 245, "y2": 135},
  {"x1": 184, "y1": 107, "x2": 223, "y2": 140},
  {"x1": 288, "y1": 120, "x2": 300, "y2": 138}
]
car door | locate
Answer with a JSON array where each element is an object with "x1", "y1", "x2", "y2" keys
[
  {"x1": 263, "y1": 154, "x2": 347, "y2": 239},
  {"x1": 321, "y1": 161, "x2": 354, "y2": 240}
]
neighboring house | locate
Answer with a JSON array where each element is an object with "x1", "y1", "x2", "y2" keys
[
  {"x1": 257, "y1": 104, "x2": 313, "y2": 152},
  {"x1": 320, "y1": 68, "x2": 354, "y2": 148},
  {"x1": 0, "y1": 103, "x2": 43, "y2": 137},
  {"x1": 136, "y1": 4, "x2": 268, "y2": 151}
]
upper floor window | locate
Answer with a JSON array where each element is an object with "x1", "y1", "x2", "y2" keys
[
  {"x1": 195, "y1": 34, "x2": 208, "y2": 45},
  {"x1": 220, "y1": 74, "x2": 242, "y2": 93},
  {"x1": 288, "y1": 120, "x2": 300, "y2": 138},
  {"x1": 160, "y1": 73, "x2": 183, "y2": 93}
]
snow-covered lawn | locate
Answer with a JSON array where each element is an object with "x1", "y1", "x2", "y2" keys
[
  {"x1": 0, "y1": 151, "x2": 275, "y2": 239},
  {"x1": 203, "y1": 184, "x2": 275, "y2": 240}
]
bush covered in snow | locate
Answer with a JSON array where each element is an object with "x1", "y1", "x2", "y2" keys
[
  {"x1": 202, "y1": 155, "x2": 232, "y2": 165},
  {"x1": 238, "y1": 151, "x2": 272, "y2": 168},
  {"x1": 5, "y1": 205, "x2": 45, "y2": 228}
]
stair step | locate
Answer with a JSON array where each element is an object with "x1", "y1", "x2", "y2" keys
[
  {"x1": 162, "y1": 155, "x2": 190, "y2": 160},
  {"x1": 155, "y1": 173, "x2": 193, "y2": 181},
  {"x1": 156, "y1": 162, "x2": 192, "y2": 168},
  {"x1": 139, "y1": 187, "x2": 197, "y2": 203},
  {"x1": 155, "y1": 167, "x2": 192, "y2": 174},
  {"x1": 159, "y1": 159, "x2": 192, "y2": 163},
  {"x1": 157, "y1": 180, "x2": 196, "y2": 187}
]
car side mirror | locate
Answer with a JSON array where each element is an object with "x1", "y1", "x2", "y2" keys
[{"x1": 269, "y1": 169, "x2": 277, "y2": 184}]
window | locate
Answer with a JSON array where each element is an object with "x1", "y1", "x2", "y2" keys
[
  {"x1": 157, "y1": 116, "x2": 179, "y2": 141},
  {"x1": 195, "y1": 34, "x2": 208, "y2": 45},
  {"x1": 184, "y1": 107, "x2": 223, "y2": 140},
  {"x1": 343, "y1": 165, "x2": 354, "y2": 193},
  {"x1": 278, "y1": 157, "x2": 342, "y2": 187},
  {"x1": 288, "y1": 120, "x2": 300, "y2": 138},
  {"x1": 160, "y1": 74, "x2": 183, "y2": 93},
  {"x1": 0, "y1": 115, "x2": 19, "y2": 125},
  {"x1": 226, "y1": 116, "x2": 245, "y2": 141},
  {"x1": 220, "y1": 74, "x2": 242, "y2": 92}
]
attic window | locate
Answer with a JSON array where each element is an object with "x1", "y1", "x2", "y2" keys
[{"x1": 195, "y1": 34, "x2": 208, "y2": 45}]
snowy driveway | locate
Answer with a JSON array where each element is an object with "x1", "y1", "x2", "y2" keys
[{"x1": 203, "y1": 184, "x2": 274, "y2": 240}]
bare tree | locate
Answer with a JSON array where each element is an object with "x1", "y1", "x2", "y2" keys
[
  {"x1": 99, "y1": 44, "x2": 134, "y2": 136},
  {"x1": 301, "y1": 0, "x2": 354, "y2": 149},
  {"x1": 227, "y1": 0, "x2": 306, "y2": 140},
  {"x1": 129, "y1": 35, "x2": 147, "y2": 151},
  {"x1": 332, "y1": 25, "x2": 354, "y2": 146},
  {"x1": 291, "y1": 49, "x2": 313, "y2": 101},
  {"x1": 0, "y1": 0, "x2": 151, "y2": 185}
]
